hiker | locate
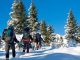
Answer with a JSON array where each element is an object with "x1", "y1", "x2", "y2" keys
[
  {"x1": 36, "y1": 33, "x2": 43, "y2": 49},
  {"x1": 2, "y1": 26, "x2": 19, "y2": 59},
  {"x1": 22, "y1": 27, "x2": 33, "y2": 53},
  {"x1": 32, "y1": 32, "x2": 43, "y2": 50}
]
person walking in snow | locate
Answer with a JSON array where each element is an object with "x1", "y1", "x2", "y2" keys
[
  {"x1": 2, "y1": 25, "x2": 19, "y2": 59},
  {"x1": 32, "y1": 33, "x2": 43, "y2": 50},
  {"x1": 22, "y1": 27, "x2": 33, "y2": 53}
]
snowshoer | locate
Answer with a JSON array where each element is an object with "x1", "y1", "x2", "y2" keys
[
  {"x1": 2, "y1": 26, "x2": 19, "y2": 59},
  {"x1": 36, "y1": 33, "x2": 43, "y2": 49},
  {"x1": 32, "y1": 33, "x2": 43, "y2": 50},
  {"x1": 22, "y1": 27, "x2": 33, "y2": 53}
]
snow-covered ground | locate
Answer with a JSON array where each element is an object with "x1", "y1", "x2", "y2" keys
[
  {"x1": 0, "y1": 46, "x2": 80, "y2": 60},
  {"x1": 0, "y1": 34, "x2": 80, "y2": 60}
]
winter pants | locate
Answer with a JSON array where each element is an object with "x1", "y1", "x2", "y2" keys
[
  {"x1": 23, "y1": 43, "x2": 30, "y2": 53},
  {"x1": 5, "y1": 43, "x2": 15, "y2": 58}
]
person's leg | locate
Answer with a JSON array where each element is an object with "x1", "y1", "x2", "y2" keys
[
  {"x1": 5, "y1": 44, "x2": 10, "y2": 58},
  {"x1": 27, "y1": 43, "x2": 29, "y2": 53},
  {"x1": 11, "y1": 44, "x2": 15, "y2": 57},
  {"x1": 36, "y1": 42, "x2": 39, "y2": 50},
  {"x1": 23, "y1": 43, "x2": 26, "y2": 52},
  {"x1": 39, "y1": 41, "x2": 42, "y2": 48}
]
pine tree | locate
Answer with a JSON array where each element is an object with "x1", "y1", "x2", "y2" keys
[
  {"x1": 40, "y1": 20, "x2": 49, "y2": 44},
  {"x1": 47, "y1": 25, "x2": 54, "y2": 36},
  {"x1": 76, "y1": 26, "x2": 80, "y2": 42},
  {"x1": 65, "y1": 9, "x2": 78, "y2": 40},
  {"x1": 40, "y1": 21, "x2": 47, "y2": 35},
  {"x1": 47, "y1": 25, "x2": 54, "y2": 42},
  {"x1": 28, "y1": 0, "x2": 39, "y2": 32},
  {"x1": 9, "y1": 0, "x2": 28, "y2": 34}
]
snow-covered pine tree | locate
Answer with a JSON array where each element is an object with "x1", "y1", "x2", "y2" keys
[
  {"x1": 76, "y1": 26, "x2": 80, "y2": 42},
  {"x1": 40, "y1": 20, "x2": 47, "y2": 36},
  {"x1": 47, "y1": 25, "x2": 54, "y2": 42},
  {"x1": 65, "y1": 9, "x2": 78, "y2": 46},
  {"x1": 47, "y1": 25, "x2": 54, "y2": 36},
  {"x1": 9, "y1": 0, "x2": 28, "y2": 34},
  {"x1": 40, "y1": 20, "x2": 49, "y2": 45},
  {"x1": 28, "y1": 0, "x2": 39, "y2": 32},
  {"x1": 65, "y1": 9, "x2": 78, "y2": 40}
]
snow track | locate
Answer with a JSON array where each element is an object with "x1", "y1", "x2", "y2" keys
[{"x1": 0, "y1": 46, "x2": 80, "y2": 60}]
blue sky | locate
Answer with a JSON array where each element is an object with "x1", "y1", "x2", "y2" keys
[{"x1": 0, "y1": 0, "x2": 80, "y2": 36}]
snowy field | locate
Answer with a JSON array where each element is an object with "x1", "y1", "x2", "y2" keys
[
  {"x1": 0, "y1": 34, "x2": 80, "y2": 60},
  {"x1": 0, "y1": 46, "x2": 80, "y2": 60}
]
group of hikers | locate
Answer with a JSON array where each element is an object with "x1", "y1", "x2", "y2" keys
[{"x1": 1, "y1": 25, "x2": 43, "y2": 59}]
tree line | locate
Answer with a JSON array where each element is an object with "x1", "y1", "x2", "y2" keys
[{"x1": 8, "y1": 0, "x2": 80, "y2": 44}]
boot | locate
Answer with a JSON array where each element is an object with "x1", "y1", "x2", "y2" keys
[
  {"x1": 23, "y1": 49, "x2": 25, "y2": 52},
  {"x1": 27, "y1": 49, "x2": 29, "y2": 53},
  {"x1": 6, "y1": 52, "x2": 9, "y2": 59}
]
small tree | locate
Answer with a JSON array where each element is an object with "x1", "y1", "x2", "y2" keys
[
  {"x1": 47, "y1": 25, "x2": 54, "y2": 42},
  {"x1": 40, "y1": 21, "x2": 47, "y2": 35},
  {"x1": 76, "y1": 26, "x2": 80, "y2": 42},
  {"x1": 65, "y1": 9, "x2": 78, "y2": 40},
  {"x1": 47, "y1": 25, "x2": 54, "y2": 36},
  {"x1": 40, "y1": 21, "x2": 51, "y2": 45}
]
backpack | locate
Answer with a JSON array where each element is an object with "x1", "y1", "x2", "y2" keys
[
  {"x1": 22, "y1": 33, "x2": 31, "y2": 43},
  {"x1": 23, "y1": 33, "x2": 30, "y2": 39},
  {"x1": 5, "y1": 29, "x2": 14, "y2": 43},
  {"x1": 2, "y1": 29, "x2": 7, "y2": 40}
]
